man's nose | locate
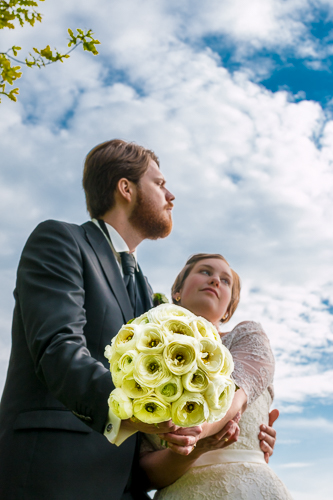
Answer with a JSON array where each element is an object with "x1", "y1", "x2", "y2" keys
[{"x1": 166, "y1": 189, "x2": 175, "y2": 202}]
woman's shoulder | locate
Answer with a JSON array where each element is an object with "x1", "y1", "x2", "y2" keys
[
  {"x1": 233, "y1": 320, "x2": 264, "y2": 332},
  {"x1": 222, "y1": 320, "x2": 266, "y2": 340},
  {"x1": 221, "y1": 320, "x2": 272, "y2": 353}
]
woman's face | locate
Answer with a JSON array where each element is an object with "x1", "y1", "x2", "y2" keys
[{"x1": 178, "y1": 258, "x2": 233, "y2": 328}]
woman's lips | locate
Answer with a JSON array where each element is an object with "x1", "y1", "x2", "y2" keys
[{"x1": 201, "y1": 287, "x2": 219, "y2": 298}]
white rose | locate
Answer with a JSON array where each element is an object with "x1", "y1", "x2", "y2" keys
[
  {"x1": 198, "y1": 338, "x2": 224, "y2": 377},
  {"x1": 171, "y1": 390, "x2": 209, "y2": 426},
  {"x1": 133, "y1": 352, "x2": 172, "y2": 388},
  {"x1": 164, "y1": 334, "x2": 199, "y2": 376},
  {"x1": 133, "y1": 395, "x2": 171, "y2": 424},
  {"x1": 118, "y1": 350, "x2": 139, "y2": 375},
  {"x1": 122, "y1": 375, "x2": 153, "y2": 399},
  {"x1": 182, "y1": 367, "x2": 210, "y2": 393},
  {"x1": 136, "y1": 324, "x2": 166, "y2": 354},
  {"x1": 104, "y1": 344, "x2": 115, "y2": 361},
  {"x1": 106, "y1": 345, "x2": 121, "y2": 367},
  {"x1": 162, "y1": 318, "x2": 196, "y2": 339},
  {"x1": 108, "y1": 388, "x2": 133, "y2": 420},
  {"x1": 205, "y1": 376, "x2": 235, "y2": 422},
  {"x1": 190, "y1": 317, "x2": 220, "y2": 342},
  {"x1": 147, "y1": 303, "x2": 196, "y2": 324},
  {"x1": 130, "y1": 312, "x2": 149, "y2": 325},
  {"x1": 110, "y1": 355, "x2": 126, "y2": 388},
  {"x1": 155, "y1": 376, "x2": 183, "y2": 402},
  {"x1": 219, "y1": 344, "x2": 234, "y2": 377},
  {"x1": 112, "y1": 324, "x2": 141, "y2": 354}
]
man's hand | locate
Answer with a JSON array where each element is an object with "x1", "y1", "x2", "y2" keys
[
  {"x1": 158, "y1": 425, "x2": 203, "y2": 456},
  {"x1": 259, "y1": 409, "x2": 279, "y2": 463},
  {"x1": 159, "y1": 412, "x2": 242, "y2": 456},
  {"x1": 122, "y1": 417, "x2": 179, "y2": 435}
]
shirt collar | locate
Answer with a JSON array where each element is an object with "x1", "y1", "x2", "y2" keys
[{"x1": 91, "y1": 219, "x2": 137, "y2": 264}]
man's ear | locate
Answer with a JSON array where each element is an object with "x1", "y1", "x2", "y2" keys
[{"x1": 117, "y1": 178, "x2": 134, "y2": 203}]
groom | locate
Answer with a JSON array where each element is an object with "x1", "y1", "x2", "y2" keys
[{"x1": 0, "y1": 139, "x2": 277, "y2": 500}]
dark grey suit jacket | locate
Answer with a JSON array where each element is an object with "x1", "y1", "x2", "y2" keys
[{"x1": 0, "y1": 220, "x2": 153, "y2": 500}]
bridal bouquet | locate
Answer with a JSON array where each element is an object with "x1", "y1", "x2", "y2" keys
[{"x1": 105, "y1": 304, "x2": 235, "y2": 427}]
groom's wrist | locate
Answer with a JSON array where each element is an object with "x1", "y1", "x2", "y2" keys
[
  {"x1": 104, "y1": 409, "x2": 137, "y2": 446},
  {"x1": 104, "y1": 408, "x2": 121, "y2": 443}
]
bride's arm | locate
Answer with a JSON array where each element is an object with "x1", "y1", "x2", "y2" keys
[
  {"x1": 139, "y1": 389, "x2": 246, "y2": 490},
  {"x1": 162, "y1": 321, "x2": 275, "y2": 447},
  {"x1": 222, "y1": 321, "x2": 275, "y2": 406},
  {"x1": 140, "y1": 322, "x2": 275, "y2": 489}
]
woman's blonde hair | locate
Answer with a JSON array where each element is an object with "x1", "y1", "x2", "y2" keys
[{"x1": 171, "y1": 253, "x2": 241, "y2": 323}]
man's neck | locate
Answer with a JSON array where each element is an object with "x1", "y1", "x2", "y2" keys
[{"x1": 101, "y1": 212, "x2": 143, "y2": 253}]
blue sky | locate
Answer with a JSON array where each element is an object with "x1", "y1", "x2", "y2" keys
[{"x1": 1, "y1": 1, "x2": 333, "y2": 498}]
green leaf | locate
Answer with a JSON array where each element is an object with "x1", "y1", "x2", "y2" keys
[
  {"x1": 7, "y1": 87, "x2": 20, "y2": 101},
  {"x1": 152, "y1": 293, "x2": 169, "y2": 307},
  {"x1": 1, "y1": 5, "x2": 100, "y2": 103},
  {"x1": 12, "y1": 45, "x2": 21, "y2": 56}
]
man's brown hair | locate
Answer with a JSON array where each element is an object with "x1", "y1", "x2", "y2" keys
[
  {"x1": 171, "y1": 253, "x2": 241, "y2": 323},
  {"x1": 82, "y1": 139, "x2": 159, "y2": 218}
]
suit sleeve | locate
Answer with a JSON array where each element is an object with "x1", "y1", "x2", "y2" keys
[{"x1": 16, "y1": 220, "x2": 113, "y2": 434}]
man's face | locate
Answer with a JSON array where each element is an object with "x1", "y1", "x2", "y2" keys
[{"x1": 129, "y1": 160, "x2": 175, "y2": 239}]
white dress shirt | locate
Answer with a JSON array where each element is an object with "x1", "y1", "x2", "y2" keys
[{"x1": 92, "y1": 219, "x2": 138, "y2": 446}]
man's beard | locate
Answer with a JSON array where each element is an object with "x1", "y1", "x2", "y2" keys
[{"x1": 129, "y1": 187, "x2": 173, "y2": 240}]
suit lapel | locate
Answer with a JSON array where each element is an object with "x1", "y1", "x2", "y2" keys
[
  {"x1": 82, "y1": 221, "x2": 134, "y2": 323},
  {"x1": 136, "y1": 265, "x2": 153, "y2": 311}
]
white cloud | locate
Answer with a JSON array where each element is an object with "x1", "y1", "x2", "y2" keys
[
  {"x1": 1, "y1": 0, "x2": 333, "y2": 412},
  {"x1": 277, "y1": 439, "x2": 301, "y2": 444},
  {"x1": 2, "y1": 5, "x2": 333, "y2": 497},
  {"x1": 277, "y1": 462, "x2": 314, "y2": 468},
  {"x1": 277, "y1": 417, "x2": 333, "y2": 432}
]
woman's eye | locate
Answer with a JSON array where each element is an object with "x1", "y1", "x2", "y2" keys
[
  {"x1": 200, "y1": 270, "x2": 210, "y2": 275},
  {"x1": 221, "y1": 278, "x2": 230, "y2": 286}
]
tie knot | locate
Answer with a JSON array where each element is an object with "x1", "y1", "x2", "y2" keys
[{"x1": 120, "y1": 252, "x2": 136, "y2": 276}]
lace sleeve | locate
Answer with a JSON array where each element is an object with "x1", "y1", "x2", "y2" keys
[{"x1": 221, "y1": 321, "x2": 275, "y2": 406}]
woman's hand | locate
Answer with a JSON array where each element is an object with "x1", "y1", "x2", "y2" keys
[
  {"x1": 158, "y1": 389, "x2": 246, "y2": 456},
  {"x1": 194, "y1": 412, "x2": 241, "y2": 454},
  {"x1": 258, "y1": 409, "x2": 279, "y2": 463},
  {"x1": 159, "y1": 412, "x2": 241, "y2": 457},
  {"x1": 194, "y1": 420, "x2": 240, "y2": 455}
]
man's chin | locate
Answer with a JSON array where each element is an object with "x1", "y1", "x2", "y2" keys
[{"x1": 146, "y1": 221, "x2": 173, "y2": 240}]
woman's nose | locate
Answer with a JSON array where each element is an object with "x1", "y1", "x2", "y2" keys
[{"x1": 210, "y1": 276, "x2": 220, "y2": 286}]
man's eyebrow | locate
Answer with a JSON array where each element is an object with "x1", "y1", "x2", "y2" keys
[{"x1": 154, "y1": 176, "x2": 166, "y2": 184}]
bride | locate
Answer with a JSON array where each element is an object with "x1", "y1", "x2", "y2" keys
[{"x1": 140, "y1": 253, "x2": 293, "y2": 500}]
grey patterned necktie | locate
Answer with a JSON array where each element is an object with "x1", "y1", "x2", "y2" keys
[{"x1": 120, "y1": 252, "x2": 136, "y2": 309}]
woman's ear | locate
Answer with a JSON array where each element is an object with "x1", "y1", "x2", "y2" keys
[{"x1": 221, "y1": 309, "x2": 230, "y2": 323}]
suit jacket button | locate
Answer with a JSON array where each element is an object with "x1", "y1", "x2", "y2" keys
[{"x1": 106, "y1": 423, "x2": 113, "y2": 433}]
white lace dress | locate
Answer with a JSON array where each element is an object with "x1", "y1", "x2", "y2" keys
[{"x1": 141, "y1": 322, "x2": 293, "y2": 500}]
